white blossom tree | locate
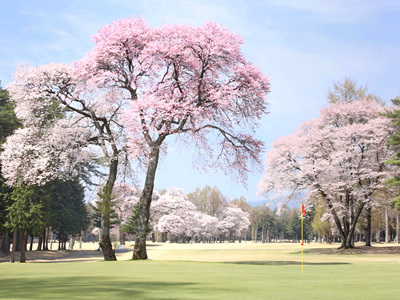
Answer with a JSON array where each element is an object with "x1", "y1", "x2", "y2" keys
[
  {"x1": 218, "y1": 206, "x2": 250, "y2": 241},
  {"x1": 157, "y1": 215, "x2": 186, "y2": 241},
  {"x1": 2, "y1": 62, "x2": 131, "y2": 260},
  {"x1": 258, "y1": 100, "x2": 394, "y2": 248},
  {"x1": 151, "y1": 187, "x2": 197, "y2": 241},
  {"x1": 197, "y1": 213, "x2": 220, "y2": 242}
]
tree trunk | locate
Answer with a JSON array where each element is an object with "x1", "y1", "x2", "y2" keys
[
  {"x1": 99, "y1": 158, "x2": 118, "y2": 261},
  {"x1": 15, "y1": 230, "x2": 22, "y2": 251},
  {"x1": 50, "y1": 231, "x2": 54, "y2": 250},
  {"x1": 385, "y1": 205, "x2": 389, "y2": 243},
  {"x1": 37, "y1": 230, "x2": 42, "y2": 250},
  {"x1": 323, "y1": 191, "x2": 369, "y2": 249},
  {"x1": 44, "y1": 227, "x2": 49, "y2": 250},
  {"x1": 396, "y1": 214, "x2": 399, "y2": 243},
  {"x1": 37, "y1": 228, "x2": 46, "y2": 250},
  {"x1": 10, "y1": 227, "x2": 17, "y2": 263},
  {"x1": 20, "y1": 232, "x2": 27, "y2": 263},
  {"x1": 323, "y1": 193, "x2": 348, "y2": 248},
  {"x1": 133, "y1": 144, "x2": 162, "y2": 260},
  {"x1": 100, "y1": 222, "x2": 117, "y2": 261},
  {"x1": 376, "y1": 223, "x2": 380, "y2": 242},
  {"x1": 42, "y1": 228, "x2": 47, "y2": 250},
  {"x1": 339, "y1": 202, "x2": 365, "y2": 249},
  {"x1": 29, "y1": 235, "x2": 34, "y2": 251},
  {"x1": 365, "y1": 206, "x2": 372, "y2": 247},
  {"x1": 261, "y1": 223, "x2": 265, "y2": 243},
  {"x1": 1, "y1": 232, "x2": 9, "y2": 254},
  {"x1": 120, "y1": 230, "x2": 126, "y2": 245}
]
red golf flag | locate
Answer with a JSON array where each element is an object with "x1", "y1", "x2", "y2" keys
[{"x1": 302, "y1": 204, "x2": 306, "y2": 216}]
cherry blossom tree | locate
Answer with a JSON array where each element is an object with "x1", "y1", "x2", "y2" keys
[
  {"x1": 2, "y1": 62, "x2": 131, "y2": 260},
  {"x1": 150, "y1": 187, "x2": 221, "y2": 242},
  {"x1": 151, "y1": 188, "x2": 196, "y2": 222},
  {"x1": 218, "y1": 206, "x2": 250, "y2": 242},
  {"x1": 78, "y1": 18, "x2": 270, "y2": 259},
  {"x1": 156, "y1": 214, "x2": 186, "y2": 241},
  {"x1": 1, "y1": 120, "x2": 90, "y2": 186},
  {"x1": 151, "y1": 187, "x2": 197, "y2": 241},
  {"x1": 4, "y1": 17, "x2": 269, "y2": 260},
  {"x1": 197, "y1": 213, "x2": 220, "y2": 242},
  {"x1": 258, "y1": 100, "x2": 394, "y2": 248}
]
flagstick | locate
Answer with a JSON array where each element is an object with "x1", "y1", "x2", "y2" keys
[{"x1": 301, "y1": 213, "x2": 304, "y2": 272}]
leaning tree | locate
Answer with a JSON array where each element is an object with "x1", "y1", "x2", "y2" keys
[
  {"x1": 77, "y1": 18, "x2": 270, "y2": 259},
  {"x1": 258, "y1": 100, "x2": 394, "y2": 249}
]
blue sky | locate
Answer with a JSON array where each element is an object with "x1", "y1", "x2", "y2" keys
[{"x1": 1, "y1": 0, "x2": 400, "y2": 206}]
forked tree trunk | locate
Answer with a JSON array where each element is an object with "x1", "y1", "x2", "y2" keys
[
  {"x1": 324, "y1": 192, "x2": 366, "y2": 249},
  {"x1": 133, "y1": 145, "x2": 162, "y2": 260},
  {"x1": 340, "y1": 202, "x2": 365, "y2": 249}
]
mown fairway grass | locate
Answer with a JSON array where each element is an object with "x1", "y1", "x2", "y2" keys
[{"x1": 1, "y1": 242, "x2": 400, "y2": 299}]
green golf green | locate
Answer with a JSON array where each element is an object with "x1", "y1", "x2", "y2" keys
[{"x1": 1, "y1": 242, "x2": 399, "y2": 299}]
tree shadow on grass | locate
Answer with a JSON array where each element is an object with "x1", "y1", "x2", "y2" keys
[
  {"x1": 299, "y1": 246, "x2": 400, "y2": 255},
  {"x1": 0, "y1": 276, "x2": 201, "y2": 299},
  {"x1": 146, "y1": 244, "x2": 162, "y2": 247},
  {"x1": 225, "y1": 261, "x2": 350, "y2": 266}
]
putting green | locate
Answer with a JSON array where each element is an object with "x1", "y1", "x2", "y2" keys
[{"x1": 1, "y1": 242, "x2": 399, "y2": 299}]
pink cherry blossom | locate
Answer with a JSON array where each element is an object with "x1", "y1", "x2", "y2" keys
[{"x1": 258, "y1": 99, "x2": 394, "y2": 248}]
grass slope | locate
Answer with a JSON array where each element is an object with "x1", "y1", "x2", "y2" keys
[{"x1": 1, "y1": 243, "x2": 400, "y2": 299}]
